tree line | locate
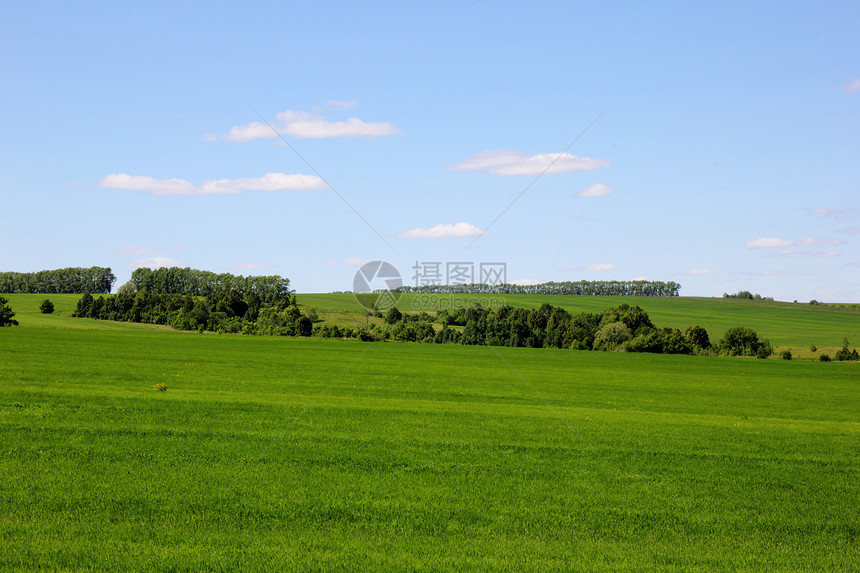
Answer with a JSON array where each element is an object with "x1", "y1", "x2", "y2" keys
[
  {"x1": 392, "y1": 280, "x2": 681, "y2": 297},
  {"x1": 322, "y1": 302, "x2": 772, "y2": 358},
  {"x1": 0, "y1": 267, "x2": 115, "y2": 294},
  {"x1": 122, "y1": 267, "x2": 292, "y2": 303},
  {"x1": 74, "y1": 289, "x2": 315, "y2": 336}
]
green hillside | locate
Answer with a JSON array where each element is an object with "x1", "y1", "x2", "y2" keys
[{"x1": 299, "y1": 293, "x2": 859, "y2": 351}]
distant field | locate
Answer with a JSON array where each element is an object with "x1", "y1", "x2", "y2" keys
[
  {"x1": 1, "y1": 296, "x2": 858, "y2": 570},
  {"x1": 301, "y1": 293, "x2": 860, "y2": 353},
  {"x1": 6, "y1": 292, "x2": 859, "y2": 355}
]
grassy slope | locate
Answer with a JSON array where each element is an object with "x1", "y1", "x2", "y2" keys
[
  {"x1": 1, "y1": 318, "x2": 858, "y2": 570},
  {"x1": 301, "y1": 293, "x2": 860, "y2": 352}
]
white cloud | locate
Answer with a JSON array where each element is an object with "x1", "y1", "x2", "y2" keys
[
  {"x1": 324, "y1": 258, "x2": 368, "y2": 266},
  {"x1": 113, "y1": 244, "x2": 158, "y2": 256},
  {"x1": 124, "y1": 257, "x2": 180, "y2": 268},
  {"x1": 217, "y1": 109, "x2": 400, "y2": 141},
  {"x1": 746, "y1": 237, "x2": 792, "y2": 248},
  {"x1": 807, "y1": 207, "x2": 857, "y2": 220},
  {"x1": 745, "y1": 237, "x2": 843, "y2": 249},
  {"x1": 631, "y1": 275, "x2": 649, "y2": 281},
  {"x1": 769, "y1": 250, "x2": 838, "y2": 259},
  {"x1": 510, "y1": 278, "x2": 541, "y2": 286},
  {"x1": 325, "y1": 100, "x2": 357, "y2": 109},
  {"x1": 99, "y1": 172, "x2": 326, "y2": 196},
  {"x1": 685, "y1": 269, "x2": 712, "y2": 275},
  {"x1": 396, "y1": 222, "x2": 486, "y2": 239},
  {"x1": 449, "y1": 149, "x2": 610, "y2": 176},
  {"x1": 732, "y1": 270, "x2": 787, "y2": 277},
  {"x1": 844, "y1": 78, "x2": 860, "y2": 94},
  {"x1": 587, "y1": 263, "x2": 618, "y2": 272},
  {"x1": 576, "y1": 183, "x2": 612, "y2": 198},
  {"x1": 837, "y1": 225, "x2": 860, "y2": 234},
  {"x1": 230, "y1": 262, "x2": 273, "y2": 271}
]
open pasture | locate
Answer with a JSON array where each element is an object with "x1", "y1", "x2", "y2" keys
[{"x1": 1, "y1": 308, "x2": 858, "y2": 570}]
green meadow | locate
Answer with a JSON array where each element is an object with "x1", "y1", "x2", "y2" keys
[
  {"x1": 1, "y1": 294, "x2": 858, "y2": 570},
  {"x1": 303, "y1": 292, "x2": 860, "y2": 353}
]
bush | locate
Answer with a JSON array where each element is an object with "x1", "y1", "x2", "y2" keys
[
  {"x1": 385, "y1": 307, "x2": 403, "y2": 325},
  {"x1": 153, "y1": 383, "x2": 167, "y2": 391},
  {"x1": 809, "y1": 345, "x2": 817, "y2": 353},
  {"x1": 593, "y1": 322, "x2": 632, "y2": 351},
  {"x1": 40, "y1": 299, "x2": 55, "y2": 314},
  {"x1": 718, "y1": 327, "x2": 771, "y2": 357},
  {"x1": 819, "y1": 354, "x2": 831, "y2": 362},
  {"x1": 0, "y1": 296, "x2": 18, "y2": 326},
  {"x1": 781, "y1": 350, "x2": 792, "y2": 360}
]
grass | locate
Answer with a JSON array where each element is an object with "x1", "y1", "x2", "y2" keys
[
  {"x1": 301, "y1": 292, "x2": 860, "y2": 352},
  {"x1": 1, "y1": 299, "x2": 858, "y2": 570}
]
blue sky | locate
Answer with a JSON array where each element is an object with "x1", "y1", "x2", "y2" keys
[{"x1": 1, "y1": 1, "x2": 858, "y2": 301}]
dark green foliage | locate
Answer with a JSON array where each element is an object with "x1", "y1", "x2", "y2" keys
[
  {"x1": 685, "y1": 325, "x2": 711, "y2": 350},
  {"x1": 819, "y1": 354, "x2": 832, "y2": 362},
  {"x1": 781, "y1": 350, "x2": 792, "y2": 360},
  {"x1": 39, "y1": 299, "x2": 54, "y2": 314},
  {"x1": 723, "y1": 291, "x2": 773, "y2": 301},
  {"x1": 833, "y1": 339, "x2": 860, "y2": 361},
  {"x1": 0, "y1": 296, "x2": 19, "y2": 326},
  {"x1": 593, "y1": 322, "x2": 632, "y2": 351},
  {"x1": 125, "y1": 267, "x2": 291, "y2": 303},
  {"x1": 71, "y1": 289, "x2": 313, "y2": 337},
  {"x1": 432, "y1": 303, "x2": 711, "y2": 356},
  {"x1": 0, "y1": 266, "x2": 115, "y2": 294},
  {"x1": 718, "y1": 327, "x2": 772, "y2": 357},
  {"x1": 395, "y1": 279, "x2": 681, "y2": 297},
  {"x1": 384, "y1": 307, "x2": 403, "y2": 324}
]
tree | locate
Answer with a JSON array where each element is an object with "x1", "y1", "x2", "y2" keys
[
  {"x1": 0, "y1": 297, "x2": 18, "y2": 326},
  {"x1": 593, "y1": 322, "x2": 632, "y2": 351},
  {"x1": 384, "y1": 306, "x2": 403, "y2": 324},
  {"x1": 40, "y1": 299, "x2": 55, "y2": 314},
  {"x1": 684, "y1": 325, "x2": 710, "y2": 350},
  {"x1": 718, "y1": 327, "x2": 771, "y2": 357}
]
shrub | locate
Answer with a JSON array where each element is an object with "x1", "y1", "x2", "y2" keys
[
  {"x1": 593, "y1": 322, "x2": 632, "y2": 351},
  {"x1": 781, "y1": 350, "x2": 792, "y2": 360},
  {"x1": 40, "y1": 299, "x2": 55, "y2": 314},
  {"x1": 0, "y1": 297, "x2": 18, "y2": 327},
  {"x1": 819, "y1": 354, "x2": 831, "y2": 362},
  {"x1": 718, "y1": 327, "x2": 771, "y2": 357},
  {"x1": 153, "y1": 383, "x2": 167, "y2": 391},
  {"x1": 809, "y1": 345, "x2": 817, "y2": 353}
]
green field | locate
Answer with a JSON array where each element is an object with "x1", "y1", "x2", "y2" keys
[
  {"x1": 1, "y1": 294, "x2": 859, "y2": 570},
  {"x1": 302, "y1": 292, "x2": 860, "y2": 354}
]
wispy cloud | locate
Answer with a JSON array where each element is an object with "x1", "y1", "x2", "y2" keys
[
  {"x1": 587, "y1": 263, "x2": 618, "y2": 272},
  {"x1": 575, "y1": 183, "x2": 612, "y2": 197},
  {"x1": 113, "y1": 244, "x2": 158, "y2": 256},
  {"x1": 837, "y1": 225, "x2": 860, "y2": 235},
  {"x1": 731, "y1": 270, "x2": 787, "y2": 277},
  {"x1": 230, "y1": 262, "x2": 273, "y2": 271},
  {"x1": 746, "y1": 237, "x2": 843, "y2": 249},
  {"x1": 212, "y1": 109, "x2": 400, "y2": 141},
  {"x1": 396, "y1": 222, "x2": 485, "y2": 239},
  {"x1": 510, "y1": 278, "x2": 540, "y2": 286},
  {"x1": 685, "y1": 269, "x2": 712, "y2": 275},
  {"x1": 449, "y1": 150, "x2": 610, "y2": 176},
  {"x1": 325, "y1": 100, "x2": 358, "y2": 109},
  {"x1": 807, "y1": 207, "x2": 857, "y2": 220},
  {"x1": 124, "y1": 256, "x2": 181, "y2": 268},
  {"x1": 769, "y1": 250, "x2": 838, "y2": 259},
  {"x1": 844, "y1": 78, "x2": 860, "y2": 94},
  {"x1": 324, "y1": 258, "x2": 368, "y2": 266},
  {"x1": 99, "y1": 172, "x2": 326, "y2": 196}
]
